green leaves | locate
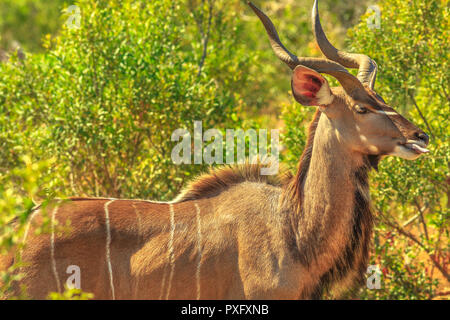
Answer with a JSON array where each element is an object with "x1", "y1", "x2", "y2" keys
[{"x1": 0, "y1": 0, "x2": 249, "y2": 200}]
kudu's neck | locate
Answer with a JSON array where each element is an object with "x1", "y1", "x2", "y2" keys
[{"x1": 282, "y1": 110, "x2": 372, "y2": 270}]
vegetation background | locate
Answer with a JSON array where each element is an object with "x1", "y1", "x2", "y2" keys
[{"x1": 0, "y1": 0, "x2": 448, "y2": 299}]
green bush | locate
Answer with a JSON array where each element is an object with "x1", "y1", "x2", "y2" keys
[
  {"x1": 0, "y1": 0, "x2": 251, "y2": 201},
  {"x1": 0, "y1": 156, "x2": 54, "y2": 299}
]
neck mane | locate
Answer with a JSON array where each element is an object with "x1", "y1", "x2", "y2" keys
[{"x1": 281, "y1": 110, "x2": 374, "y2": 297}]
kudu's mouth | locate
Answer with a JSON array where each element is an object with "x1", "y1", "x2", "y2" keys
[{"x1": 399, "y1": 140, "x2": 430, "y2": 155}]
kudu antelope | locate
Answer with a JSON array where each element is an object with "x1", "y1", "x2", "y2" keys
[{"x1": 1, "y1": 0, "x2": 430, "y2": 299}]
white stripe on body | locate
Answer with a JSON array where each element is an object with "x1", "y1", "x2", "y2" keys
[
  {"x1": 50, "y1": 204, "x2": 62, "y2": 293},
  {"x1": 132, "y1": 202, "x2": 143, "y2": 299},
  {"x1": 165, "y1": 204, "x2": 176, "y2": 300},
  {"x1": 194, "y1": 202, "x2": 203, "y2": 300},
  {"x1": 104, "y1": 200, "x2": 116, "y2": 300}
]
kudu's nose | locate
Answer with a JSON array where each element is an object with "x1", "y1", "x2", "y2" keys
[{"x1": 414, "y1": 131, "x2": 429, "y2": 145}]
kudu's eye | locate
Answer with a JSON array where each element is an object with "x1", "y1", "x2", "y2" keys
[{"x1": 355, "y1": 104, "x2": 369, "y2": 114}]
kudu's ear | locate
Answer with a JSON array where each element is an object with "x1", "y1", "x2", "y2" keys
[{"x1": 291, "y1": 65, "x2": 334, "y2": 106}]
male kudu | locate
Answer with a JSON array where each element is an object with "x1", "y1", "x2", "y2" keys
[{"x1": 1, "y1": 0, "x2": 429, "y2": 299}]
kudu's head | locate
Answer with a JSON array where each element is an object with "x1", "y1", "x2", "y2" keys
[{"x1": 249, "y1": 0, "x2": 429, "y2": 164}]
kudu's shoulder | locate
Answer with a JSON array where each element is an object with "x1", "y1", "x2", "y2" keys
[{"x1": 173, "y1": 162, "x2": 292, "y2": 203}]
